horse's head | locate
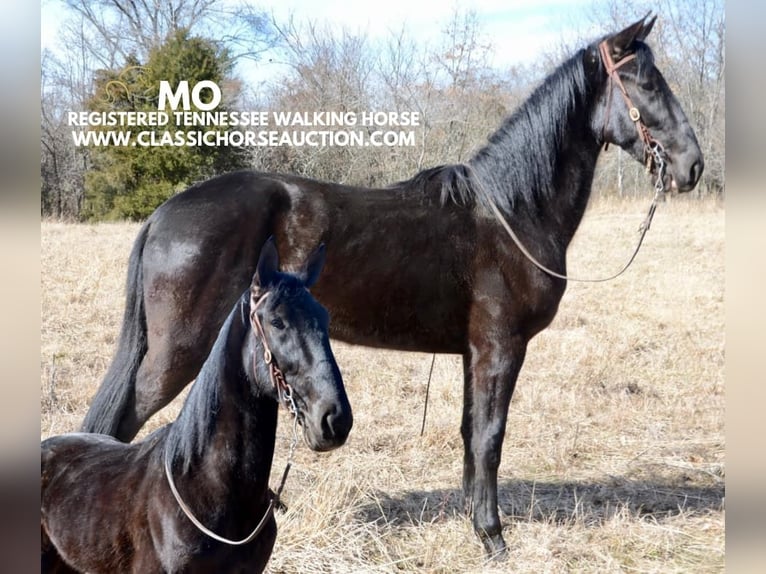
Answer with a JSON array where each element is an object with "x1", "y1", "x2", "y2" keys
[
  {"x1": 248, "y1": 238, "x2": 352, "y2": 452},
  {"x1": 591, "y1": 14, "x2": 703, "y2": 192}
]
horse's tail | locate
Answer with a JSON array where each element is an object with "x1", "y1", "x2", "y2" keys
[{"x1": 80, "y1": 221, "x2": 151, "y2": 438}]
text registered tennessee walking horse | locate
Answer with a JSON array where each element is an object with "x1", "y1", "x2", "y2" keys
[
  {"x1": 81, "y1": 16, "x2": 703, "y2": 556},
  {"x1": 43, "y1": 240, "x2": 352, "y2": 573}
]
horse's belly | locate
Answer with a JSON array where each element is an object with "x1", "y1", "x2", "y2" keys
[{"x1": 316, "y1": 269, "x2": 469, "y2": 353}]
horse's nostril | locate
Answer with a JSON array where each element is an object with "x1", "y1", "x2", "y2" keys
[
  {"x1": 321, "y1": 404, "x2": 353, "y2": 442},
  {"x1": 321, "y1": 409, "x2": 336, "y2": 440},
  {"x1": 321, "y1": 411, "x2": 333, "y2": 439},
  {"x1": 688, "y1": 157, "x2": 704, "y2": 187}
]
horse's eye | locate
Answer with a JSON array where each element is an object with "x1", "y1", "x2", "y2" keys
[
  {"x1": 270, "y1": 317, "x2": 285, "y2": 330},
  {"x1": 638, "y1": 77, "x2": 656, "y2": 91}
]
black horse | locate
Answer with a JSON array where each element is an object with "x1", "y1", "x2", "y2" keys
[
  {"x1": 81, "y1": 16, "x2": 703, "y2": 556},
  {"x1": 42, "y1": 239, "x2": 352, "y2": 573}
]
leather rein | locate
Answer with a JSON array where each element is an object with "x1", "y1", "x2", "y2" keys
[
  {"x1": 164, "y1": 291, "x2": 298, "y2": 546},
  {"x1": 474, "y1": 40, "x2": 669, "y2": 284}
]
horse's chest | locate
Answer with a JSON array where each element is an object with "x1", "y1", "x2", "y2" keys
[
  {"x1": 477, "y1": 253, "x2": 566, "y2": 337},
  {"x1": 160, "y1": 530, "x2": 276, "y2": 574}
]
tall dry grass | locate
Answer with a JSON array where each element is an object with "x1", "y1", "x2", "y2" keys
[{"x1": 41, "y1": 196, "x2": 724, "y2": 573}]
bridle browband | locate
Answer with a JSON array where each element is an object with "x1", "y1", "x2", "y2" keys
[{"x1": 163, "y1": 290, "x2": 299, "y2": 546}]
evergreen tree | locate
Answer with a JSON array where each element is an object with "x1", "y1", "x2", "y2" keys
[{"x1": 83, "y1": 29, "x2": 247, "y2": 220}]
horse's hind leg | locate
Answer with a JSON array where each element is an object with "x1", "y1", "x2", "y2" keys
[
  {"x1": 115, "y1": 337, "x2": 207, "y2": 440},
  {"x1": 115, "y1": 260, "x2": 253, "y2": 439},
  {"x1": 109, "y1": 186, "x2": 277, "y2": 440}
]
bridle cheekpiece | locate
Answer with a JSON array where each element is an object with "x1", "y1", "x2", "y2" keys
[
  {"x1": 598, "y1": 40, "x2": 667, "y2": 195},
  {"x1": 249, "y1": 291, "x2": 298, "y2": 416}
]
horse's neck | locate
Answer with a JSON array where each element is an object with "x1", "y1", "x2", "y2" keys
[
  {"x1": 474, "y1": 124, "x2": 600, "y2": 247},
  {"x1": 469, "y1": 56, "x2": 601, "y2": 247},
  {"x1": 544, "y1": 138, "x2": 602, "y2": 244},
  {"x1": 212, "y1": 373, "x2": 277, "y2": 489},
  {"x1": 166, "y1": 325, "x2": 278, "y2": 508}
]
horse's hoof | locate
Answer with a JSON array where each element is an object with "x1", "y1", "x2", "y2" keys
[{"x1": 481, "y1": 533, "x2": 508, "y2": 560}]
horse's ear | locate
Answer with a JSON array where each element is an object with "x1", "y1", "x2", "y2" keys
[
  {"x1": 252, "y1": 236, "x2": 280, "y2": 295},
  {"x1": 608, "y1": 13, "x2": 656, "y2": 59},
  {"x1": 636, "y1": 14, "x2": 656, "y2": 41},
  {"x1": 299, "y1": 243, "x2": 326, "y2": 288}
]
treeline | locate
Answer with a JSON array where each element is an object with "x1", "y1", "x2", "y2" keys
[{"x1": 41, "y1": 0, "x2": 724, "y2": 221}]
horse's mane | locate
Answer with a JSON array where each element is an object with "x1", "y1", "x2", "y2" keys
[
  {"x1": 467, "y1": 49, "x2": 591, "y2": 214},
  {"x1": 163, "y1": 291, "x2": 251, "y2": 473},
  {"x1": 162, "y1": 276, "x2": 312, "y2": 473},
  {"x1": 392, "y1": 39, "x2": 655, "y2": 215},
  {"x1": 390, "y1": 163, "x2": 477, "y2": 208}
]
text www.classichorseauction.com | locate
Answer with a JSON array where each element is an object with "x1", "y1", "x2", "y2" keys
[{"x1": 68, "y1": 80, "x2": 420, "y2": 148}]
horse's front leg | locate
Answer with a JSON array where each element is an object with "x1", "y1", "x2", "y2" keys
[{"x1": 461, "y1": 332, "x2": 526, "y2": 558}]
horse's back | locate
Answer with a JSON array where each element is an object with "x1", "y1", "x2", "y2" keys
[
  {"x1": 42, "y1": 433, "x2": 125, "y2": 476},
  {"x1": 41, "y1": 433, "x2": 138, "y2": 513},
  {"x1": 150, "y1": 170, "x2": 289, "y2": 228},
  {"x1": 142, "y1": 168, "x2": 478, "y2": 353}
]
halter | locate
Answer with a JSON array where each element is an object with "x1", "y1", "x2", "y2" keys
[{"x1": 163, "y1": 290, "x2": 300, "y2": 546}]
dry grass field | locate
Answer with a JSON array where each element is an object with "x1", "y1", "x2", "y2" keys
[{"x1": 41, "y1": 196, "x2": 724, "y2": 573}]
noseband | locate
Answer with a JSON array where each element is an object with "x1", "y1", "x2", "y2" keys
[{"x1": 599, "y1": 40, "x2": 667, "y2": 192}]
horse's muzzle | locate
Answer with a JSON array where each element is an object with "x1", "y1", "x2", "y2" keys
[{"x1": 302, "y1": 397, "x2": 353, "y2": 452}]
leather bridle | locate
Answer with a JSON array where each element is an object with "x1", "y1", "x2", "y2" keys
[
  {"x1": 470, "y1": 40, "x2": 671, "y2": 285},
  {"x1": 249, "y1": 291, "x2": 298, "y2": 415},
  {"x1": 598, "y1": 39, "x2": 667, "y2": 181},
  {"x1": 163, "y1": 291, "x2": 301, "y2": 547}
]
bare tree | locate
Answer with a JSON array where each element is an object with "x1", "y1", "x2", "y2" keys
[
  {"x1": 58, "y1": 0, "x2": 274, "y2": 65},
  {"x1": 247, "y1": 17, "x2": 379, "y2": 184},
  {"x1": 409, "y1": 7, "x2": 511, "y2": 169},
  {"x1": 657, "y1": 0, "x2": 725, "y2": 195},
  {"x1": 41, "y1": 47, "x2": 90, "y2": 219},
  {"x1": 248, "y1": 8, "x2": 513, "y2": 188}
]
